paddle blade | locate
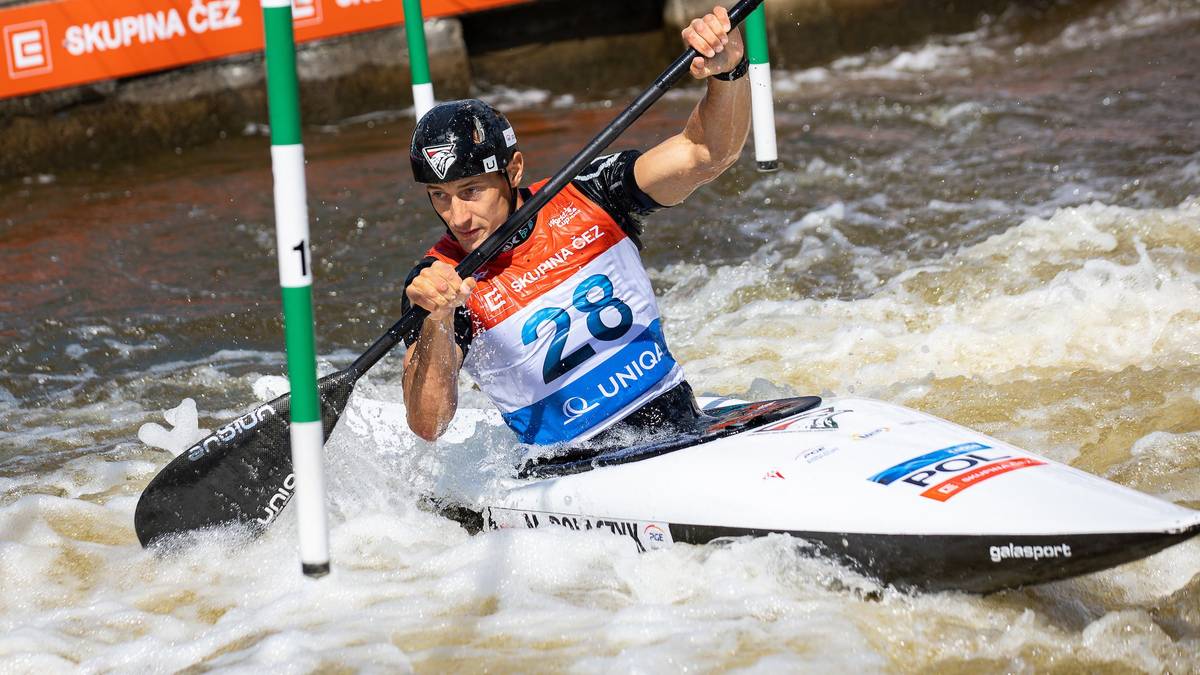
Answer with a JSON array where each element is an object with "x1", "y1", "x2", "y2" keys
[{"x1": 134, "y1": 369, "x2": 358, "y2": 548}]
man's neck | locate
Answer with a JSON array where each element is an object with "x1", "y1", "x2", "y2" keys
[{"x1": 497, "y1": 187, "x2": 536, "y2": 253}]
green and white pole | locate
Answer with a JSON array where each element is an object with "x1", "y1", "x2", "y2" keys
[
  {"x1": 262, "y1": 0, "x2": 329, "y2": 578},
  {"x1": 403, "y1": 0, "x2": 435, "y2": 119},
  {"x1": 745, "y1": 3, "x2": 778, "y2": 172}
]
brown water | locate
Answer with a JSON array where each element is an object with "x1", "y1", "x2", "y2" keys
[{"x1": 1, "y1": 0, "x2": 1199, "y2": 670}]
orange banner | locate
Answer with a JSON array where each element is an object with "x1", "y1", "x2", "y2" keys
[{"x1": 1, "y1": 0, "x2": 522, "y2": 99}]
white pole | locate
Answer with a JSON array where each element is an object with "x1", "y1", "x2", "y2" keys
[
  {"x1": 745, "y1": 4, "x2": 779, "y2": 172},
  {"x1": 262, "y1": 0, "x2": 330, "y2": 578}
]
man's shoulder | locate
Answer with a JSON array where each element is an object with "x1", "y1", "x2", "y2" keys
[
  {"x1": 562, "y1": 150, "x2": 664, "y2": 244},
  {"x1": 574, "y1": 150, "x2": 639, "y2": 191}
]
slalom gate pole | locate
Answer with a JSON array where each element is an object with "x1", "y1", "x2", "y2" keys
[
  {"x1": 403, "y1": 0, "x2": 435, "y2": 119},
  {"x1": 745, "y1": 3, "x2": 779, "y2": 172},
  {"x1": 261, "y1": 0, "x2": 330, "y2": 578}
]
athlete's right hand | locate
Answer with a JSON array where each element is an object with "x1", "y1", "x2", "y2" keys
[{"x1": 406, "y1": 261, "x2": 476, "y2": 321}]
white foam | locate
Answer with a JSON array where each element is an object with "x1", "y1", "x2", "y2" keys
[
  {"x1": 0, "y1": 360, "x2": 1195, "y2": 673},
  {"x1": 769, "y1": 0, "x2": 1198, "y2": 96},
  {"x1": 1051, "y1": 0, "x2": 1200, "y2": 51},
  {"x1": 252, "y1": 375, "x2": 291, "y2": 401},
  {"x1": 662, "y1": 199, "x2": 1200, "y2": 394},
  {"x1": 137, "y1": 398, "x2": 211, "y2": 458},
  {"x1": 3, "y1": 0, "x2": 1199, "y2": 663},
  {"x1": 475, "y1": 84, "x2": 577, "y2": 112}
]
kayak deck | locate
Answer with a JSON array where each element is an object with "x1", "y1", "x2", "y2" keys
[{"x1": 518, "y1": 396, "x2": 822, "y2": 479}]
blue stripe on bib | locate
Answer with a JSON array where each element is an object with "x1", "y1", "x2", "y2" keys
[{"x1": 502, "y1": 319, "x2": 677, "y2": 445}]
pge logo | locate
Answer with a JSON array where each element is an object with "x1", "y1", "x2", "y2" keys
[
  {"x1": 644, "y1": 524, "x2": 666, "y2": 543},
  {"x1": 292, "y1": 0, "x2": 323, "y2": 27},
  {"x1": 4, "y1": 21, "x2": 52, "y2": 79}
]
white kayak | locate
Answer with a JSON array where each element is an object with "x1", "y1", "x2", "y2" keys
[{"x1": 445, "y1": 395, "x2": 1200, "y2": 593}]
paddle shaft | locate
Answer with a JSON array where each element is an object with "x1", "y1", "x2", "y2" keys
[{"x1": 347, "y1": 0, "x2": 763, "y2": 379}]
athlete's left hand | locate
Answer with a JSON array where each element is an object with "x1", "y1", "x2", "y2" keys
[{"x1": 683, "y1": 6, "x2": 745, "y2": 80}]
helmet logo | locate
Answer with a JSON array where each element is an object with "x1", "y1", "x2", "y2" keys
[
  {"x1": 482, "y1": 156, "x2": 498, "y2": 172},
  {"x1": 422, "y1": 143, "x2": 457, "y2": 181},
  {"x1": 471, "y1": 116, "x2": 486, "y2": 144}
]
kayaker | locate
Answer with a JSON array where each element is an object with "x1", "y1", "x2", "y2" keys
[{"x1": 401, "y1": 6, "x2": 750, "y2": 445}]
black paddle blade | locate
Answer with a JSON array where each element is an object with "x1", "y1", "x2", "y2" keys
[{"x1": 134, "y1": 369, "x2": 358, "y2": 548}]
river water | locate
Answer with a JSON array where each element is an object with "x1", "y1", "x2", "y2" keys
[{"x1": 2, "y1": 0, "x2": 1199, "y2": 670}]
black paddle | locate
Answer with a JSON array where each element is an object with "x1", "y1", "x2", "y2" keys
[{"x1": 134, "y1": 0, "x2": 764, "y2": 547}]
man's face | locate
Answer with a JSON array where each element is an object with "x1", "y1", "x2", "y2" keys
[{"x1": 426, "y1": 172, "x2": 512, "y2": 253}]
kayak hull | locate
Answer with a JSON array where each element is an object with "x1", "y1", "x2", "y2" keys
[
  {"x1": 671, "y1": 524, "x2": 1199, "y2": 593},
  {"x1": 482, "y1": 507, "x2": 1199, "y2": 593},
  {"x1": 464, "y1": 396, "x2": 1200, "y2": 593}
]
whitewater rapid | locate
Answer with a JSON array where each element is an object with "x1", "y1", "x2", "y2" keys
[{"x1": 2, "y1": 0, "x2": 1199, "y2": 669}]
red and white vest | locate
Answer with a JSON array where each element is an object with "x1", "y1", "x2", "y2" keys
[{"x1": 425, "y1": 179, "x2": 683, "y2": 444}]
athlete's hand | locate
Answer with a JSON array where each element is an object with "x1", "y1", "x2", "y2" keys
[
  {"x1": 406, "y1": 261, "x2": 476, "y2": 322},
  {"x1": 683, "y1": 6, "x2": 745, "y2": 80}
]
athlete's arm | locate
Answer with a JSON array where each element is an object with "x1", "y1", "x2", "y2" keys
[
  {"x1": 402, "y1": 261, "x2": 476, "y2": 441},
  {"x1": 634, "y1": 6, "x2": 751, "y2": 206}
]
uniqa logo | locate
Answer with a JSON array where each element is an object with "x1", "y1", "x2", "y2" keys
[
  {"x1": 562, "y1": 396, "x2": 599, "y2": 425},
  {"x1": 561, "y1": 343, "x2": 667, "y2": 424},
  {"x1": 597, "y1": 343, "x2": 664, "y2": 398},
  {"x1": 257, "y1": 472, "x2": 297, "y2": 525},
  {"x1": 186, "y1": 403, "x2": 275, "y2": 461}
]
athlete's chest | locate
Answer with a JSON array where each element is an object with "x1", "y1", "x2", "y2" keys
[{"x1": 466, "y1": 203, "x2": 628, "y2": 331}]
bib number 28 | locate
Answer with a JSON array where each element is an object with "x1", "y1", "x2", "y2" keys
[{"x1": 521, "y1": 274, "x2": 633, "y2": 384}]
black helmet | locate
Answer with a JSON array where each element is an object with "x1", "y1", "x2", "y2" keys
[{"x1": 410, "y1": 99, "x2": 518, "y2": 184}]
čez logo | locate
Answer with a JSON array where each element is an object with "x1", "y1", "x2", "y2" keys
[
  {"x1": 291, "y1": 0, "x2": 322, "y2": 26},
  {"x1": 5, "y1": 21, "x2": 52, "y2": 78}
]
